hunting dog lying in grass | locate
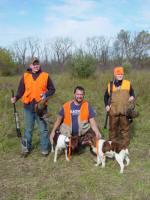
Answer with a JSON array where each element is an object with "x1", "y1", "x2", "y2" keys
[
  {"x1": 81, "y1": 130, "x2": 130, "y2": 173},
  {"x1": 51, "y1": 130, "x2": 79, "y2": 162}
]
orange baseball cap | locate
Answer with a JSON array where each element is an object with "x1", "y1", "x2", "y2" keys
[{"x1": 114, "y1": 66, "x2": 124, "y2": 76}]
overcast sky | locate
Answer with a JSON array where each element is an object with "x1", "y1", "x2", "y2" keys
[{"x1": 0, "y1": 0, "x2": 150, "y2": 47}]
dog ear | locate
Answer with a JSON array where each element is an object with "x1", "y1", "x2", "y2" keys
[
  {"x1": 53, "y1": 129, "x2": 61, "y2": 145},
  {"x1": 81, "y1": 129, "x2": 96, "y2": 143},
  {"x1": 71, "y1": 135, "x2": 79, "y2": 151},
  {"x1": 103, "y1": 141, "x2": 111, "y2": 153}
]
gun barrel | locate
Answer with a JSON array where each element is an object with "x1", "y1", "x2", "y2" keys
[
  {"x1": 11, "y1": 89, "x2": 22, "y2": 138},
  {"x1": 104, "y1": 112, "x2": 109, "y2": 129}
]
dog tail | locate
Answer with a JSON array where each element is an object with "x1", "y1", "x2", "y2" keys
[{"x1": 125, "y1": 149, "x2": 129, "y2": 155}]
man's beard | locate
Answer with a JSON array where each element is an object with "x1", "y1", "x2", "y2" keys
[{"x1": 75, "y1": 98, "x2": 83, "y2": 104}]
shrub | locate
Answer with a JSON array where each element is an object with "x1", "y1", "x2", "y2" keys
[
  {"x1": 1, "y1": 69, "x2": 12, "y2": 76},
  {"x1": 122, "y1": 61, "x2": 132, "y2": 74},
  {"x1": 69, "y1": 52, "x2": 96, "y2": 78},
  {"x1": 0, "y1": 47, "x2": 17, "y2": 76}
]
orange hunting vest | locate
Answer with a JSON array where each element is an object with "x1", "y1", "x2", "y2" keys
[
  {"x1": 22, "y1": 72, "x2": 48, "y2": 104},
  {"x1": 108, "y1": 80, "x2": 130, "y2": 94},
  {"x1": 63, "y1": 100, "x2": 89, "y2": 127}
]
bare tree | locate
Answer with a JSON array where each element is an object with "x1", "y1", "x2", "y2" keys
[
  {"x1": 85, "y1": 36, "x2": 102, "y2": 59},
  {"x1": 131, "y1": 31, "x2": 150, "y2": 63},
  {"x1": 11, "y1": 37, "x2": 45, "y2": 70},
  {"x1": 111, "y1": 40, "x2": 124, "y2": 65},
  {"x1": 12, "y1": 39, "x2": 28, "y2": 69},
  {"x1": 41, "y1": 40, "x2": 53, "y2": 68},
  {"x1": 27, "y1": 37, "x2": 41, "y2": 58},
  {"x1": 85, "y1": 36, "x2": 111, "y2": 65},
  {"x1": 111, "y1": 30, "x2": 132, "y2": 64},
  {"x1": 50, "y1": 37, "x2": 74, "y2": 64},
  {"x1": 8, "y1": 29, "x2": 150, "y2": 71}
]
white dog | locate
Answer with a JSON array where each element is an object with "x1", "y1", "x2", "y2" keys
[
  {"x1": 51, "y1": 131, "x2": 79, "y2": 163},
  {"x1": 51, "y1": 134, "x2": 70, "y2": 162},
  {"x1": 91, "y1": 139, "x2": 130, "y2": 173}
]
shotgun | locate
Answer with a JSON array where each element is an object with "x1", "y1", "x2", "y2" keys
[
  {"x1": 104, "y1": 78, "x2": 113, "y2": 129},
  {"x1": 104, "y1": 112, "x2": 109, "y2": 129},
  {"x1": 11, "y1": 89, "x2": 28, "y2": 152},
  {"x1": 11, "y1": 89, "x2": 22, "y2": 138}
]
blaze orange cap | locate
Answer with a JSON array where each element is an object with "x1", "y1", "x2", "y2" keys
[{"x1": 114, "y1": 66, "x2": 124, "y2": 76}]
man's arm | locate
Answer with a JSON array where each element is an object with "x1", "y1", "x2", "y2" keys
[
  {"x1": 104, "y1": 87, "x2": 109, "y2": 107},
  {"x1": 50, "y1": 115, "x2": 63, "y2": 142},
  {"x1": 104, "y1": 87, "x2": 111, "y2": 112},
  {"x1": 46, "y1": 76, "x2": 55, "y2": 97},
  {"x1": 16, "y1": 76, "x2": 25, "y2": 100},
  {"x1": 129, "y1": 84, "x2": 135, "y2": 102},
  {"x1": 89, "y1": 118, "x2": 102, "y2": 139}
]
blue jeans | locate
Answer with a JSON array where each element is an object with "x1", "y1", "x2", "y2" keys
[{"x1": 23, "y1": 107, "x2": 49, "y2": 152}]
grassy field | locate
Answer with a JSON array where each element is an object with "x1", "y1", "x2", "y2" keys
[{"x1": 0, "y1": 70, "x2": 150, "y2": 200}]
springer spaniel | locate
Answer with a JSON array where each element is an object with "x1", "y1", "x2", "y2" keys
[
  {"x1": 51, "y1": 130, "x2": 79, "y2": 162},
  {"x1": 81, "y1": 131, "x2": 130, "y2": 173}
]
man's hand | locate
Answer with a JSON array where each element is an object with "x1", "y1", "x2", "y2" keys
[
  {"x1": 49, "y1": 115, "x2": 63, "y2": 143},
  {"x1": 95, "y1": 132, "x2": 102, "y2": 139},
  {"x1": 11, "y1": 97, "x2": 17, "y2": 103},
  {"x1": 89, "y1": 118, "x2": 102, "y2": 140},
  {"x1": 106, "y1": 105, "x2": 110, "y2": 112},
  {"x1": 128, "y1": 96, "x2": 134, "y2": 102},
  {"x1": 50, "y1": 130, "x2": 55, "y2": 143}
]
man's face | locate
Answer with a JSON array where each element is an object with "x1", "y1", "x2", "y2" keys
[
  {"x1": 115, "y1": 74, "x2": 124, "y2": 81},
  {"x1": 30, "y1": 61, "x2": 40, "y2": 73},
  {"x1": 74, "y1": 89, "x2": 84, "y2": 104}
]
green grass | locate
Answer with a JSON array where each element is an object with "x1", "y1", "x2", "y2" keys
[{"x1": 0, "y1": 70, "x2": 150, "y2": 200}]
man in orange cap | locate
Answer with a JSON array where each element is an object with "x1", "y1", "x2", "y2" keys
[{"x1": 104, "y1": 66, "x2": 135, "y2": 147}]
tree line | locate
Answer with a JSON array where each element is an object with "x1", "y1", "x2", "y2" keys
[{"x1": 0, "y1": 29, "x2": 150, "y2": 76}]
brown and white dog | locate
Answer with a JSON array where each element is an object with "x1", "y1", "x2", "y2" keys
[
  {"x1": 81, "y1": 131, "x2": 130, "y2": 173},
  {"x1": 51, "y1": 130, "x2": 79, "y2": 162}
]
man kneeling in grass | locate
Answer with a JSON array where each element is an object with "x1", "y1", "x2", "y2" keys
[{"x1": 50, "y1": 86, "x2": 102, "y2": 153}]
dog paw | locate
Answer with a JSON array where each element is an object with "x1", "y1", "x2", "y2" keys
[
  {"x1": 125, "y1": 160, "x2": 130, "y2": 166},
  {"x1": 125, "y1": 163, "x2": 129, "y2": 166},
  {"x1": 119, "y1": 165, "x2": 124, "y2": 173},
  {"x1": 95, "y1": 163, "x2": 99, "y2": 167},
  {"x1": 54, "y1": 160, "x2": 57, "y2": 163}
]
